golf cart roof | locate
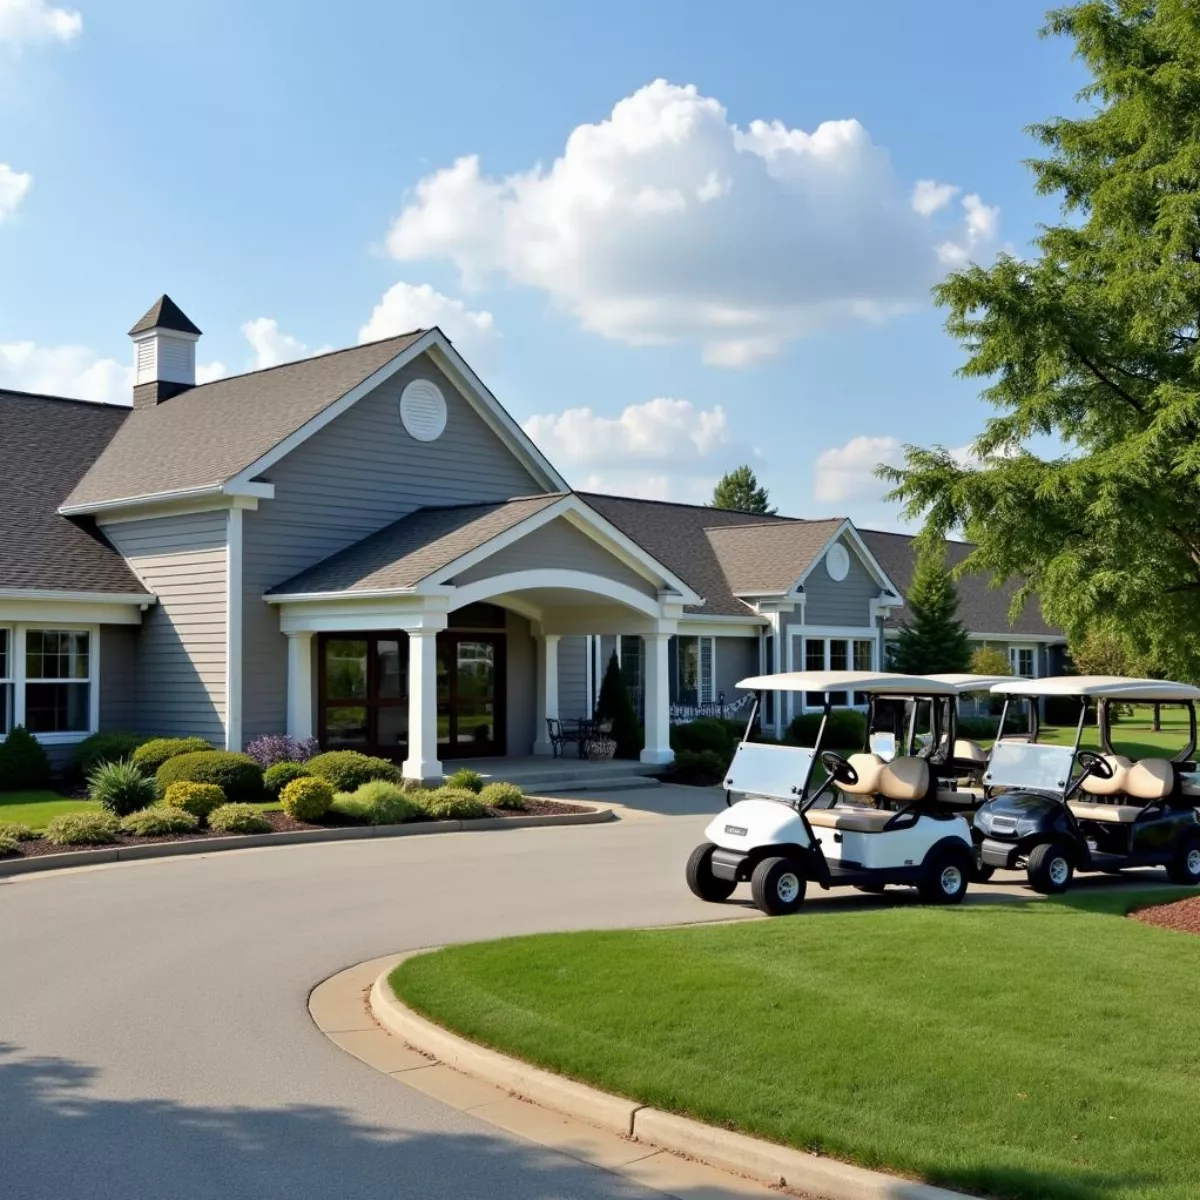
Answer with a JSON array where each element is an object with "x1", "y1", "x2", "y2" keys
[
  {"x1": 926, "y1": 673, "x2": 1021, "y2": 694},
  {"x1": 737, "y1": 670, "x2": 959, "y2": 696},
  {"x1": 992, "y1": 675, "x2": 1200, "y2": 701}
]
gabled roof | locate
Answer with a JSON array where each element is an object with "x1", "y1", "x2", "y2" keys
[
  {"x1": 64, "y1": 332, "x2": 426, "y2": 509},
  {"x1": 859, "y1": 528, "x2": 1062, "y2": 638},
  {"x1": 128, "y1": 294, "x2": 202, "y2": 336},
  {"x1": 704, "y1": 519, "x2": 845, "y2": 595},
  {"x1": 0, "y1": 390, "x2": 148, "y2": 595}
]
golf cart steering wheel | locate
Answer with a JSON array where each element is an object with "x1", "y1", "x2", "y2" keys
[
  {"x1": 1076, "y1": 750, "x2": 1113, "y2": 779},
  {"x1": 820, "y1": 751, "x2": 858, "y2": 786}
]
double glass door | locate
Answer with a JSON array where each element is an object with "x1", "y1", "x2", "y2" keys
[{"x1": 438, "y1": 633, "x2": 504, "y2": 757}]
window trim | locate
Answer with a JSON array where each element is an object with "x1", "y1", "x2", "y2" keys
[
  {"x1": 675, "y1": 634, "x2": 716, "y2": 707},
  {"x1": 1009, "y1": 644, "x2": 1036, "y2": 678},
  {"x1": 0, "y1": 624, "x2": 101, "y2": 745},
  {"x1": 787, "y1": 626, "x2": 878, "y2": 721}
]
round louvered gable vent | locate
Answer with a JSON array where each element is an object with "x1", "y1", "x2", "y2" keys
[
  {"x1": 400, "y1": 379, "x2": 448, "y2": 442},
  {"x1": 825, "y1": 542, "x2": 850, "y2": 582}
]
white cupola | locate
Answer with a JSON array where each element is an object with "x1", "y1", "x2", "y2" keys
[{"x1": 128, "y1": 294, "x2": 202, "y2": 408}]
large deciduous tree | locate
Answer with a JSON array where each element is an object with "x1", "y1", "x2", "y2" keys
[
  {"x1": 890, "y1": 548, "x2": 972, "y2": 674},
  {"x1": 883, "y1": 1, "x2": 1200, "y2": 680},
  {"x1": 711, "y1": 465, "x2": 775, "y2": 515}
]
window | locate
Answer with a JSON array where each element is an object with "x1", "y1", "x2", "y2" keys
[
  {"x1": 795, "y1": 633, "x2": 876, "y2": 711},
  {"x1": 1010, "y1": 646, "x2": 1035, "y2": 677},
  {"x1": 676, "y1": 636, "x2": 716, "y2": 706},
  {"x1": 0, "y1": 626, "x2": 97, "y2": 741},
  {"x1": 619, "y1": 635, "x2": 644, "y2": 720},
  {"x1": 0, "y1": 629, "x2": 11, "y2": 734},
  {"x1": 320, "y1": 635, "x2": 408, "y2": 751}
]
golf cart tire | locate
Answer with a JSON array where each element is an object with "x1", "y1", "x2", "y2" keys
[
  {"x1": 750, "y1": 856, "x2": 807, "y2": 916},
  {"x1": 1027, "y1": 841, "x2": 1074, "y2": 895},
  {"x1": 1166, "y1": 833, "x2": 1200, "y2": 886},
  {"x1": 918, "y1": 845, "x2": 972, "y2": 905},
  {"x1": 685, "y1": 842, "x2": 737, "y2": 902},
  {"x1": 971, "y1": 861, "x2": 996, "y2": 884}
]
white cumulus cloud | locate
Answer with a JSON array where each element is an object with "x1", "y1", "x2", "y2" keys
[
  {"x1": 579, "y1": 470, "x2": 715, "y2": 505},
  {"x1": 0, "y1": 0, "x2": 81, "y2": 46},
  {"x1": 814, "y1": 435, "x2": 904, "y2": 504},
  {"x1": 241, "y1": 317, "x2": 330, "y2": 371},
  {"x1": 911, "y1": 179, "x2": 959, "y2": 216},
  {"x1": 0, "y1": 163, "x2": 31, "y2": 223},
  {"x1": 359, "y1": 281, "x2": 497, "y2": 358},
  {"x1": 384, "y1": 80, "x2": 999, "y2": 365},
  {"x1": 0, "y1": 341, "x2": 130, "y2": 404}
]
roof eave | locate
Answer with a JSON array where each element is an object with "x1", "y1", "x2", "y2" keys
[{"x1": 59, "y1": 480, "x2": 275, "y2": 518}]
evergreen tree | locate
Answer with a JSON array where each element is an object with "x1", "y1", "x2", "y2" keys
[
  {"x1": 711, "y1": 465, "x2": 775, "y2": 515},
  {"x1": 594, "y1": 651, "x2": 642, "y2": 759},
  {"x1": 891, "y1": 547, "x2": 971, "y2": 674}
]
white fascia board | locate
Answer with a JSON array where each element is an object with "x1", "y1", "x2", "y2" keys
[
  {"x1": 966, "y1": 631, "x2": 1064, "y2": 644},
  {"x1": 792, "y1": 519, "x2": 904, "y2": 600},
  {"x1": 60, "y1": 482, "x2": 271, "y2": 521},
  {"x1": 265, "y1": 586, "x2": 422, "y2": 604},
  {"x1": 0, "y1": 588, "x2": 155, "y2": 605},
  {"x1": 677, "y1": 618, "x2": 764, "y2": 638}
]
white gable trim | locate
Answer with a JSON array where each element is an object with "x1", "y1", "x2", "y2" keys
[
  {"x1": 793, "y1": 519, "x2": 903, "y2": 599},
  {"x1": 224, "y1": 328, "x2": 566, "y2": 494}
]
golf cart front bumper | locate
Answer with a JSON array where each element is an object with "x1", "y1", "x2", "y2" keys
[
  {"x1": 710, "y1": 848, "x2": 748, "y2": 882},
  {"x1": 979, "y1": 837, "x2": 1020, "y2": 869}
]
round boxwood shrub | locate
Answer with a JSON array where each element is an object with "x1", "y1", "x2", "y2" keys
[
  {"x1": 0, "y1": 834, "x2": 20, "y2": 856},
  {"x1": 87, "y1": 758, "x2": 159, "y2": 816},
  {"x1": 132, "y1": 737, "x2": 213, "y2": 774},
  {"x1": 479, "y1": 781, "x2": 526, "y2": 811},
  {"x1": 72, "y1": 731, "x2": 151, "y2": 775},
  {"x1": 263, "y1": 761, "x2": 311, "y2": 797},
  {"x1": 346, "y1": 779, "x2": 421, "y2": 825},
  {"x1": 0, "y1": 821, "x2": 35, "y2": 842},
  {"x1": 669, "y1": 718, "x2": 733, "y2": 757},
  {"x1": 786, "y1": 708, "x2": 867, "y2": 751},
  {"x1": 280, "y1": 775, "x2": 334, "y2": 821},
  {"x1": 119, "y1": 806, "x2": 199, "y2": 836},
  {"x1": 208, "y1": 803, "x2": 272, "y2": 834},
  {"x1": 162, "y1": 781, "x2": 227, "y2": 822},
  {"x1": 0, "y1": 725, "x2": 51, "y2": 790},
  {"x1": 422, "y1": 786, "x2": 487, "y2": 820},
  {"x1": 44, "y1": 810, "x2": 120, "y2": 846},
  {"x1": 444, "y1": 768, "x2": 484, "y2": 794},
  {"x1": 305, "y1": 750, "x2": 399, "y2": 792},
  {"x1": 156, "y1": 751, "x2": 263, "y2": 802}
]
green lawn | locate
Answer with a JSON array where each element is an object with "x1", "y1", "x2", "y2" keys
[
  {"x1": 1036, "y1": 704, "x2": 1193, "y2": 761},
  {"x1": 0, "y1": 791, "x2": 280, "y2": 832},
  {"x1": 393, "y1": 890, "x2": 1200, "y2": 1200}
]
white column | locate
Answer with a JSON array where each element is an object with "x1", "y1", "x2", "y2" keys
[
  {"x1": 532, "y1": 634, "x2": 561, "y2": 756},
  {"x1": 640, "y1": 630, "x2": 674, "y2": 766},
  {"x1": 285, "y1": 631, "x2": 314, "y2": 741},
  {"x1": 403, "y1": 627, "x2": 443, "y2": 784},
  {"x1": 771, "y1": 614, "x2": 784, "y2": 739}
]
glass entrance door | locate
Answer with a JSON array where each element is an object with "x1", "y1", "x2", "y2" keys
[
  {"x1": 318, "y1": 634, "x2": 408, "y2": 757},
  {"x1": 437, "y1": 633, "x2": 504, "y2": 758}
]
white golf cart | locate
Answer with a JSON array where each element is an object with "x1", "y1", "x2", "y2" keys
[{"x1": 685, "y1": 671, "x2": 977, "y2": 916}]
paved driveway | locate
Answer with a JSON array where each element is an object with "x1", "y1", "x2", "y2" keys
[{"x1": 0, "y1": 789, "x2": 1135, "y2": 1199}]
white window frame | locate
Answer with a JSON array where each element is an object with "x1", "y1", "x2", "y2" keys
[
  {"x1": 675, "y1": 634, "x2": 716, "y2": 706},
  {"x1": 787, "y1": 627, "x2": 878, "y2": 721},
  {"x1": 0, "y1": 627, "x2": 11, "y2": 736},
  {"x1": 1009, "y1": 644, "x2": 1036, "y2": 678},
  {"x1": 0, "y1": 624, "x2": 101, "y2": 745}
]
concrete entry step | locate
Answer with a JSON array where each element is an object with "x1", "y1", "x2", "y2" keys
[
  {"x1": 522, "y1": 775, "x2": 662, "y2": 795},
  {"x1": 444, "y1": 756, "x2": 662, "y2": 793}
]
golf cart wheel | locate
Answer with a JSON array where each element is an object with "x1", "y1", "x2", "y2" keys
[
  {"x1": 971, "y1": 862, "x2": 996, "y2": 884},
  {"x1": 750, "y1": 856, "x2": 807, "y2": 916},
  {"x1": 918, "y1": 846, "x2": 972, "y2": 905},
  {"x1": 1027, "y1": 842, "x2": 1074, "y2": 895},
  {"x1": 685, "y1": 842, "x2": 737, "y2": 903},
  {"x1": 1166, "y1": 834, "x2": 1200, "y2": 886}
]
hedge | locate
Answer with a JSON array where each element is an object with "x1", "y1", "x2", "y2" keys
[
  {"x1": 156, "y1": 751, "x2": 263, "y2": 802},
  {"x1": 786, "y1": 708, "x2": 867, "y2": 751},
  {"x1": 132, "y1": 737, "x2": 213, "y2": 774},
  {"x1": 305, "y1": 751, "x2": 400, "y2": 792}
]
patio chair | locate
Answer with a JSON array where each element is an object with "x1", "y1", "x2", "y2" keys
[{"x1": 545, "y1": 718, "x2": 584, "y2": 759}]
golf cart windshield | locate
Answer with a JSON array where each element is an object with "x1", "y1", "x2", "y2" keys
[{"x1": 984, "y1": 742, "x2": 1078, "y2": 793}]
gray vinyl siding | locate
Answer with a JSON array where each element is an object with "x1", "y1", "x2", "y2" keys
[
  {"x1": 557, "y1": 636, "x2": 589, "y2": 720},
  {"x1": 454, "y1": 518, "x2": 654, "y2": 596},
  {"x1": 240, "y1": 355, "x2": 542, "y2": 740},
  {"x1": 713, "y1": 635, "x2": 758, "y2": 710},
  {"x1": 505, "y1": 610, "x2": 537, "y2": 756},
  {"x1": 100, "y1": 512, "x2": 227, "y2": 743},
  {"x1": 801, "y1": 537, "x2": 878, "y2": 626},
  {"x1": 98, "y1": 625, "x2": 139, "y2": 730}
]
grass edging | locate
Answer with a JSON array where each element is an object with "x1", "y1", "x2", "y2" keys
[
  {"x1": 0, "y1": 806, "x2": 613, "y2": 878},
  {"x1": 372, "y1": 954, "x2": 971, "y2": 1200}
]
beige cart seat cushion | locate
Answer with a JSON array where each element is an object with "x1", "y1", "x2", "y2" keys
[
  {"x1": 878, "y1": 757, "x2": 930, "y2": 802},
  {"x1": 953, "y1": 739, "x2": 988, "y2": 765},
  {"x1": 840, "y1": 753, "x2": 884, "y2": 796},
  {"x1": 807, "y1": 807, "x2": 894, "y2": 833},
  {"x1": 1080, "y1": 754, "x2": 1132, "y2": 797},
  {"x1": 1067, "y1": 801, "x2": 1144, "y2": 824},
  {"x1": 1124, "y1": 758, "x2": 1174, "y2": 801}
]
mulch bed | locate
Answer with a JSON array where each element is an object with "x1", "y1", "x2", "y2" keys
[
  {"x1": 1130, "y1": 895, "x2": 1200, "y2": 936},
  {"x1": 2, "y1": 798, "x2": 593, "y2": 861}
]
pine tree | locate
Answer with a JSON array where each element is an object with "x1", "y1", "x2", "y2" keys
[
  {"x1": 594, "y1": 651, "x2": 642, "y2": 759},
  {"x1": 891, "y1": 547, "x2": 971, "y2": 675},
  {"x1": 710, "y1": 465, "x2": 775, "y2": 515}
]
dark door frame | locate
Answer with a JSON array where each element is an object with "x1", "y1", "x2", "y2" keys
[
  {"x1": 438, "y1": 630, "x2": 507, "y2": 759},
  {"x1": 316, "y1": 633, "x2": 409, "y2": 759}
]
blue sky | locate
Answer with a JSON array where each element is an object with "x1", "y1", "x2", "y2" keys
[{"x1": 0, "y1": 0, "x2": 1085, "y2": 528}]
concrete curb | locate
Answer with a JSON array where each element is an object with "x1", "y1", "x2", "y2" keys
[
  {"x1": 371, "y1": 956, "x2": 973, "y2": 1200},
  {"x1": 0, "y1": 806, "x2": 613, "y2": 879}
]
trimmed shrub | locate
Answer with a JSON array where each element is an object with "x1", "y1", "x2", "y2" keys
[
  {"x1": 0, "y1": 821, "x2": 35, "y2": 841},
  {"x1": 156, "y1": 751, "x2": 263, "y2": 802},
  {"x1": 0, "y1": 725, "x2": 51, "y2": 791},
  {"x1": 305, "y1": 750, "x2": 400, "y2": 792},
  {"x1": 208, "y1": 803, "x2": 271, "y2": 834},
  {"x1": 670, "y1": 718, "x2": 733, "y2": 757},
  {"x1": 0, "y1": 834, "x2": 19, "y2": 856},
  {"x1": 672, "y1": 749, "x2": 729, "y2": 785},
  {"x1": 956, "y1": 716, "x2": 1000, "y2": 740},
  {"x1": 72, "y1": 731, "x2": 151, "y2": 775},
  {"x1": 280, "y1": 775, "x2": 333, "y2": 821},
  {"x1": 422, "y1": 786, "x2": 487, "y2": 820},
  {"x1": 162, "y1": 781, "x2": 227, "y2": 822},
  {"x1": 119, "y1": 806, "x2": 199, "y2": 836},
  {"x1": 444, "y1": 768, "x2": 484, "y2": 794},
  {"x1": 87, "y1": 758, "x2": 159, "y2": 816},
  {"x1": 479, "y1": 781, "x2": 526, "y2": 811},
  {"x1": 333, "y1": 780, "x2": 421, "y2": 825},
  {"x1": 594, "y1": 652, "x2": 642, "y2": 758},
  {"x1": 132, "y1": 737, "x2": 213, "y2": 774},
  {"x1": 786, "y1": 708, "x2": 867, "y2": 751},
  {"x1": 263, "y1": 761, "x2": 311, "y2": 796},
  {"x1": 245, "y1": 734, "x2": 320, "y2": 769},
  {"x1": 44, "y1": 810, "x2": 119, "y2": 846}
]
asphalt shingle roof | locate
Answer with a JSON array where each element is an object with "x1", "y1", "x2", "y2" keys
[
  {"x1": 66, "y1": 332, "x2": 426, "y2": 508},
  {"x1": 128, "y1": 294, "x2": 202, "y2": 336},
  {"x1": 703, "y1": 519, "x2": 845, "y2": 595},
  {"x1": 269, "y1": 494, "x2": 565, "y2": 596},
  {"x1": 859, "y1": 528, "x2": 1062, "y2": 638},
  {"x1": 0, "y1": 391, "x2": 147, "y2": 594}
]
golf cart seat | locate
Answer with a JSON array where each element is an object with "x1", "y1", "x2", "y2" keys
[
  {"x1": 839, "y1": 752, "x2": 885, "y2": 796},
  {"x1": 1125, "y1": 758, "x2": 1175, "y2": 800},
  {"x1": 952, "y1": 738, "x2": 988, "y2": 766},
  {"x1": 878, "y1": 756, "x2": 930, "y2": 801},
  {"x1": 1080, "y1": 754, "x2": 1131, "y2": 796},
  {"x1": 807, "y1": 807, "x2": 895, "y2": 833},
  {"x1": 1067, "y1": 801, "x2": 1144, "y2": 824}
]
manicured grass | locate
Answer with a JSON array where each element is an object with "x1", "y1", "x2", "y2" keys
[
  {"x1": 392, "y1": 890, "x2": 1200, "y2": 1200},
  {"x1": 1037, "y1": 704, "x2": 1193, "y2": 761},
  {"x1": 0, "y1": 791, "x2": 97, "y2": 830}
]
